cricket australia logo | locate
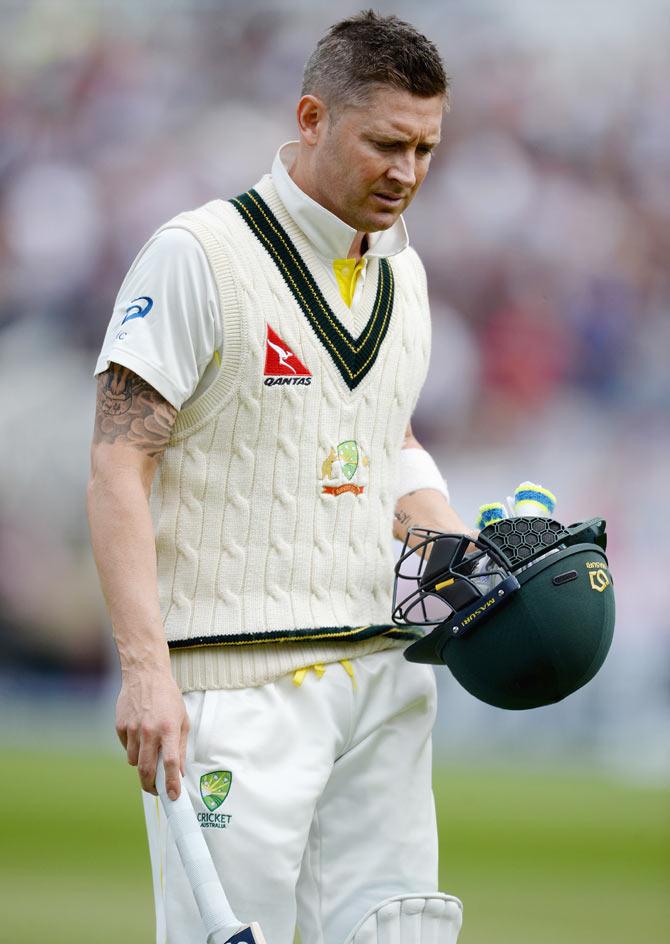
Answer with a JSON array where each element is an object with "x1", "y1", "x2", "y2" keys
[
  {"x1": 198, "y1": 771, "x2": 233, "y2": 829},
  {"x1": 264, "y1": 324, "x2": 312, "y2": 386},
  {"x1": 320, "y1": 440, "x2": 369, "y2": 496},
  {"x1": 200, "y1": 771, "x2": 232, "y2": 811}
]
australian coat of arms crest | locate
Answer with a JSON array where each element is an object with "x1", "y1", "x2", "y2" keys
[{"x1": 320, "y1": 440, "x2": 369, "y2": 496}]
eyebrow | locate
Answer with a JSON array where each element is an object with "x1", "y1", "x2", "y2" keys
[{"x1": 369, "y1": 133, "x2": 441, "y2": 147}]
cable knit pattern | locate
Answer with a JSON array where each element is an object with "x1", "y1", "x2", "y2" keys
[{"x1": 147, "y1": 175, "x2": 431, "y2": 688}]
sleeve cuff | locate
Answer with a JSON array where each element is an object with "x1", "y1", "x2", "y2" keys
[{"x1": 93, "y1": 350, "x2": 183, "y2": 410}]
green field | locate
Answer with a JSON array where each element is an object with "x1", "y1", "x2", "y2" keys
[
  {"x1": 434, "y1": 766, "x2": 669, "y2": 943},
  {"x1": 1, "y1": 751, "x2": 668, "y2": 943}
]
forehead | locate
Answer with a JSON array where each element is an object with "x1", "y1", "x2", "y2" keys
[{"x1": 347, "y1": 86, "x2": 444, "y2": 141}]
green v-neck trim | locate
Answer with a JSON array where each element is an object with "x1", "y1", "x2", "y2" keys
[{"x1": 230, "y1": 188, "x2": 395, "y2": 391}]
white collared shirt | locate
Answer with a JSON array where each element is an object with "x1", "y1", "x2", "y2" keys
[{"x1": 95, "y1": 143, "x2": 410, "y2": 409}]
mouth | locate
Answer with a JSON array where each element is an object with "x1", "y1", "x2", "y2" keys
[{"x1": 372, "y1": 192, "x2": 405, "y2": 208}]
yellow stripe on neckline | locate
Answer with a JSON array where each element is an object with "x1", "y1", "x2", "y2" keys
[{"x1": 333, "y1": 257, "x2": 366, "y2": 308}]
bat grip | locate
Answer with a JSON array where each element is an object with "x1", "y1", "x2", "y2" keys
[{"x1": 155, "y1": 754, "x2": 243, "y2": 942}]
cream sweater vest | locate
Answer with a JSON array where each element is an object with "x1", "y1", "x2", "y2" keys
[{"x1": 150, "y1": 176, "x2": 431, "y2": 690}]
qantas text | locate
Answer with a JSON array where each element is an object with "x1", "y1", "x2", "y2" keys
[{"x1": 264, "y1": 377, "x2": 312, "y2": 386}]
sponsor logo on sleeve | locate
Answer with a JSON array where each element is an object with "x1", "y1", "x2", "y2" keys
[
  {"x1": 121, "y1": 296, "x2": 154, "y2": 325},
  {"x1": 115, "y1": 296, "x2": 155, "y2": 340}
]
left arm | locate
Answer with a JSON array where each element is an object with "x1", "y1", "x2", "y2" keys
[{"x1": 393, "y1": 424, "x2": 475, "y2": 544}]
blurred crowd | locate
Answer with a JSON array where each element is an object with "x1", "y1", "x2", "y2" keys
[{"x1": 0, "y1": 0, "x2": 668, "y2": 771}]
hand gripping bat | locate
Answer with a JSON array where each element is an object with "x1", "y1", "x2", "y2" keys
[{"x1": 155, "y1": 753, "x2": 267, "y2": 944}]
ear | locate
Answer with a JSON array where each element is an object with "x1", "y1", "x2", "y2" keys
[{"x1": 296, "y1": 94, "x2": 328, "y2": 146}]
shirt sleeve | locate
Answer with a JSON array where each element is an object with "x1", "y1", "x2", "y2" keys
[{"x1": 94, "y1": 228, "x2": 222, "y2": 409}]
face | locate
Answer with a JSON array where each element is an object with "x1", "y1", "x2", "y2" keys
[{"x1": 297, "y1": 85, "x2": 444, "y2": 233}]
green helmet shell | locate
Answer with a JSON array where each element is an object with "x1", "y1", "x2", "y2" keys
[
  {"x1": 442, "y1": 544, "x2": 615, "y2": 709},
  {"x1": 396, "y1": 518, "x2": 615, "y2": 710}
]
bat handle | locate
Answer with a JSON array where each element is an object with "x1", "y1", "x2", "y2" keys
[
  {"x1": 214, "y1": 925, "x2": 268, "y2": 944},
  {"x1": 155, "y1": 753, "x2": 244, "y2": 943}
]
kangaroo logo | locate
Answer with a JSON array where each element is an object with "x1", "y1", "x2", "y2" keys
[
  {"x1": 263, "y1": 324, "x2": 312, "y2": 384},
  {"x1": 266, "y1": 336, "x2": 296, "y2": 373}
]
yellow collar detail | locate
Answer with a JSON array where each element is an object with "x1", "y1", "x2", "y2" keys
[{"x1": 332, "y1": 257, "x2": 367, "y2": 308}]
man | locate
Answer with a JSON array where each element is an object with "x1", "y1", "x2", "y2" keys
[{"x1": 88, "y1": 11, "x2": 470, "y2": 944}]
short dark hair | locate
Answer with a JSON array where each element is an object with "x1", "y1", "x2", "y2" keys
[{"x1": 302, "y1": 10, "x2": 449, "y2": 111}]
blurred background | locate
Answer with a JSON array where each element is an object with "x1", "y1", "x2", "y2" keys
[{"x1": 0, "y1": 0, "x2": 668, "y2": 941}]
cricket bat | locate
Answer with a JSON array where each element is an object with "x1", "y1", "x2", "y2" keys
[{"x1": 155, "y1": 752, "x2": 267, "y2": 944}]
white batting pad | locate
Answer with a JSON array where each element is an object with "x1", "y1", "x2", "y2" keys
[{"x1": 342, "y1": 893, "x2": 463, "y2": 944}]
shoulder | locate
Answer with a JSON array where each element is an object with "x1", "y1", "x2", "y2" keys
[
  {"x1": 397, "y1": 244, "x2": 426, "y2": 270},
  {"x1": 124, "y1": 226, "x2": 215, "y2": 301},
  {"x1": 389, "y1": 245, "x2": 428, "y2": 298},
  {"x1": 94, "y1": 219, "x2": 222, "y2": 410},
  {"x1": 390, "y1": 244, "x2": 426, "y2": 278},
  {"x1": 137, "y1": 227, "x2": 209, "y2": 269},
  {"x1": 161, "y1": 198, "x2": 243, "y2": 239},
  {"x1": 154, "y1": 198, "x2": 251, "y2": 268}
]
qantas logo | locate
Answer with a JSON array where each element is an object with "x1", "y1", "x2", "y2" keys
[
  {"x1": 264, "y1": 325, "x2": 312, "y2": 386},
  {"x1": 267, "y1": 336, "x2": 296, "y2": 374}
]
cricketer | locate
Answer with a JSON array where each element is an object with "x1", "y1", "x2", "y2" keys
[{"x1": 88, "y1": 11, "x2": 468, "y2": 943}]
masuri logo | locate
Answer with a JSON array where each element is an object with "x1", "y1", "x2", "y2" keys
[
  {"x1": 588, "y1": 569, "x2": 610, "y2": 592},
  {"x1": 200, "y1": 770, "x2": 232, "y2": 812}
]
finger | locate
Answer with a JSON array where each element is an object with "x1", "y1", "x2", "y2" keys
[
  {"x1": 137, "y1": 729, "x2": 160, "y2": 794},
  {"x1": 179, "y1": 717, "x2": 190, "y2": 777},
  {"x1": 161, "y1": 734, "x2": 182, "y2": 801},
  {"x1": 125, "y1": 725, "x2": 140, "y2": 768},
  {"x1": 115, "y1": 724, "x2": 128, "y2": 751}
]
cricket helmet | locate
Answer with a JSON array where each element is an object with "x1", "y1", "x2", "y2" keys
[{"x1": 393, "y1": 517, "x2": 615, "y2": 710}]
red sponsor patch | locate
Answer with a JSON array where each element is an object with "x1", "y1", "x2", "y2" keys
[{"x1": 264, "y1": 324, "x2": 311, "y2": 377}]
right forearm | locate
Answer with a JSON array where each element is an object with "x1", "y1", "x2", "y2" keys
[
  {"x1": 89, "y1": 366, "x2": 186, "y2": 797},
  {"x1": 87, "y1": 468, "x2": 170, "y2": 673}
]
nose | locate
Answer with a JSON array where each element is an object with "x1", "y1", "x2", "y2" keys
[{"x1": 387, "y1": 152, "x2": 416, "y2": 189}]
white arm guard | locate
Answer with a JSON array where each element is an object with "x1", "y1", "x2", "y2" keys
[
  {"x1": 342, "y1": 893, "x2": 463, "y2": 944},
  {"x1": 396, "y1": 447, "x2": 450, "y2": 502}
]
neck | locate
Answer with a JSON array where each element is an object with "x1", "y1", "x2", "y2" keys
[
  {"x1": 347, "y1": 232, "x2": 368, "y2": 261},
  {"x1": 289, "y1": 152, "x2": 368, "y2": 262}
]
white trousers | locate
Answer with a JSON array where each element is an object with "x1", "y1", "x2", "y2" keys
[{"x1": 143, "y1": 647, "x2": 439, "y2": 944}]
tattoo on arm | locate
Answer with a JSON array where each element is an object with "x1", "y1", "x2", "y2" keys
[
  {"x1": 94, "y1": 365, "x2": 177, "y2": 460},
  {"x1": 394, "y1": 509, "x2": 412, "y2": 527}
]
